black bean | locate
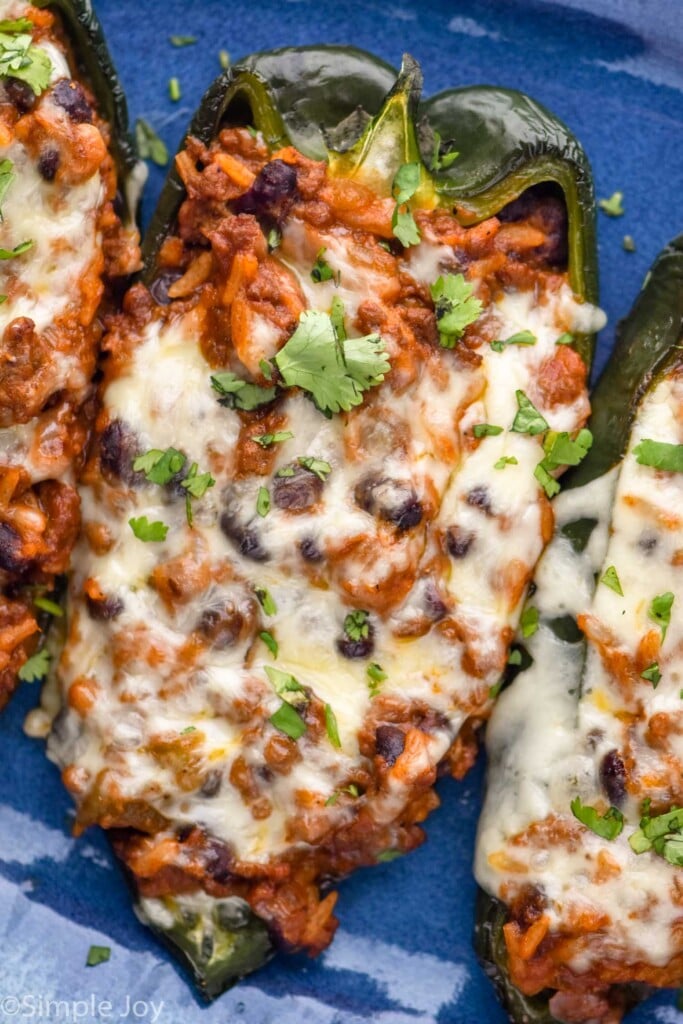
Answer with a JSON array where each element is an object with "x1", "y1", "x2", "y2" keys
[
  {"x1": 355, "y1": 474, "x2": 423, "y2": 532},
  {"x1": 423, "y1": 582, "x2": 448, "y2": 621},
  {"x1": 219, "y1": 511, "x2": 269, "y2": 562},
  {"x1": 4, "y1": 78, "x2": 35, "y2": 113},
  {"x1": 149, "y1": 270, "x2": 184, "y2": 306},
  {"x1": 272, "y1": 465, "x2": 322, "y2": 512},
  {"x1": 86, "y1": 593, "x2": 124, "y2": 621},
  {"x1": 336, "y1": 629, "x2": 375, "y2": 661},
  {"x1": 375, "y1": 725, "x2": 405, "y2": 766},
  {"x1": 197, "y1": 602, "x2": 245, "y2": 649},
  {"x1": 299, "y1": 536, "x2": 323, "y2": 562},
  {"x1": 202, "y1": 837, "x2": 233, "y2": 885},
  {"x1": 0, "y1": 521, "x2": 28, "y2": 575},
  {"x1": 466, "y1": 485, "x2": 493, "y2": 515},
  {"x1": 233, "y1": 159, "x2": 298, "y2": 220},
  {"x1": 52, "y1": 79, "x2": 93, "y2": 123},
  {"x1": 37, "y1": 148, "x2": 60, "y2": 182},
  {"x1": 638, "y1": 534, "x2": 658, "y2": 554},
  {"x1": 99, "y1": 419, "x2": 141, "y2": 485},
  {"x1": 445, "y1": 525, "x2": 474, "y2": 559},
  {"x1": 200, "y1": 769, "x2": 223, "y2": 798},
  {"x1": 600, "y1": 749, "x2": 627, "y2": 806}
]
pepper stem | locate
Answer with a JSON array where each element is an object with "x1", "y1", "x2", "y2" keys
[{"x1": 328, "y1": 54, "x2": 434, "y2": 203}]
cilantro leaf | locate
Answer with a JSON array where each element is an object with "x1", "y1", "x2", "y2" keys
[
  {"x1": 473, "y1": 423, "x2": 503, "y2": 438},
  {"x1": 135, "y1": 118, "x2": 168, "y2": 166},
  {"x1": 256, "y1": 485, "x2": 270, "y2": 517},
  {"x1": 0, "y1": 239, "x2": 33, "y2": 260},
  {"x1": 629, "y1": 806, "x2": 683, "y2": 865},
  {"x1": 490, "y1": 330, "x2": 537, "y2": 352},
  {"x1": 256, "y1": 586, "x2": 277, "y2": 616},
  {"x1": 134, "y1": 447, "x2": 185, "y2": 485},
  {"x1": 534, "y1": 461, "x2": 560, "y2": 498},
  {"x1": 555, "y1": 332, "x2": 574, "y2": 346},
  {"x1": 269, "y1": 701, "x2": 306, "y2": 740},
  {"x1": 507, "y1": 649, "x2": 522, "y2": 666},
  {"x1": 259, "y1": 630, "x2": 278, "y2": 658},
  {"x1": 34, "y1": 596, "x2": 63, "y2": 617},
  {"x1": 18, "y1": 647, "x2": 50, "y2": 683},
  {"x1": 311, "y1": 247, "x2": 337, "y2": 284},
  {"x1": 392, "y1": 206, "x2": 421, "y2": 247},
  {"x1": 86, "y1": 945, "x2": 111, "y2": 968},
  {"x1": 377, "y1": 848, "x2": 403, "y2": 862},
  {"x1": 367, "y1": 662, "x2": 387, "y2": 697},
  {"x1": 297, "y1": 456, "x2": 331, "y2": 481},
  {"x1": 0, "y1": 26, "x2": 51, "y2": 95},
  {"x1": 494, "y1": 456, "x2": 518, "y2": 470},
  {"x1": 570, "y1": 797, "x2": 624, "y2": 840},
  {"x1": 274, "y1": 310, "x2": 389, "y2": 414},
  {"x1": 641, "y1": 662, "x2": 661, "y2": 687},
  {"x1": 0, "y1": 158, "x2": 14, "y2": 219},
  {"x1": 129, "y1": 516, "x2": 169, "y2": 542},
  {"x1": 344, "y1": 609, "x2": 370, "y2": 642},
  {"x1": 600, "y1": 565, "x2": 623, "y2": 596},
  {"x1": 251, "y1": 430, "x2": 293, "y2": 449},
  {"x1": 633, "y1": 438, "x2": 683, "y2": 473},
  {"x1": 169, "y1": 77, "x2": 181, "y2": 102},
  {"x1": 330, "y1": 295, "x2": 347, "y2": 341},
  {"x1": 430, "y1": 130, "x2": 458, "y2": 171},
  {"x1": 392, "y1": 162, "x2": 420, "y2": 204},
  {"x1": 511, "y1": 391, "x2": 549, "y2": 436},
  {"x1": 599, "y1": 191, "x2": 624, "y2": 217},
  {"x1": 264, "y1": 666, "x2": 307, "y2": 704},
  {"x1": 181, "y1": 462, "x2": 215, "y2": 498},
  {"x1": 543, "y1": 429, "x2": 593, "y2": 469},
  {"x1": 430, "y1": 274, "x2": 482, "y2": 348},
  {"x1": 169, "y1": 34, "x2": 197, "y2": 46},
  {"x1": 520, "y1": 606, "x2": 539, "y2": 639},
  {"x1": 649, "y1": 592, "x2": 674, "y2": 640},
  {"x1": 211, "y1": 371, "x2": 277, "y2": 411},
  {"x1": 324, "y1": 703, "x2": 341, "y2": 748}
]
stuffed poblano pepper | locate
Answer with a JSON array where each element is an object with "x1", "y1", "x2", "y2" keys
[
  {"x1": 0, "y1": 0, "x2": 141, "y2": 708},
  {"x1": 476, "y1": 235, "x2": 683, "y2": 1023},
  {"x1": 40, "y1": 47, "x2": 603, "y2": 996}
]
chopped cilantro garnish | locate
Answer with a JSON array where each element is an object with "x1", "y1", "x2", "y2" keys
[
  {"x1": 543, "y1": 429, "x2": 593, "y2": 469},
  {"x1": 507, "y1": 649, "x2": 522, "y2": 666},
  {"x1": 259, "y1": 630, "x2": 278, "y2": 658},
  {"x1": 534, "y1": 461, "x2": 560, "y2": 498},
  {"x1": 490, "y1": 330, "x2": 536, "y2": 352},
  {"x1": 511, "y1": 391, "x2": 549, "y2": 436},
  {"x1": 211, "y1": 371, "x2": 277, "y2": 410},
  {"x1": 311, "y1": 247, "x2": 338, "y2": 284},
  {"x1": 219, "y1": 49, "x2": 230, "y2": 69},
  {"x1": 256, "y1": 485, "x2": 270, "y2": 518},
  {"x1": 133, "y1": 447, "x2": 185, "y2": 485},
  {"x1": 135, "y1": 118, "x2": 169, "y2": 167},
  {"x1": 623, "y1": 235, "x2": 636, "y2": 252},
  {"x1": 275, "y1": 466, "x2": 295, "y2": 478},
  {"x1": 274, "y1": 310, "x2": 389, "y2": 415},
  {"x1": 298, "y1": 456, "x2": 331, "y2": 481},
  {"x1": 265, "y1": 666, "x2": 306, "y2": 703},
  {"x1": 489, "y1": 679, "x2": 504, "y2": 700},
  {"x1": 555, "y1": 332, "x2": 574, "y2": 346},
  {"x1": 324, "y1": 703, "x2": 341, "y2": 748},
  {"x1": 641, "y1": 662, "x2": 661, "y2": 687},
  {"x1": 344, "y1": 609, "x2": 370, "y2": 642},
  {"x1": 633, "y1": 438, "x2": 683, "y2": 473},
  {"x1": 0, "y1": 239, "x2": 33, "y2": 260},
  {"x1": 649, "y1": 592, "x2": 674, "y2": 640},
  {"x1": 570, "y1": 796, "x2": 624, "y2": 840},
  {"x1": 251, "y1": 430, "x2": 293, "y2": 448},
  {"x1": 169, "y1": 34, "x2": 197, "y2": 46},
  {"x1": 391, "y1": 163, "x2": 421, "y2": 247},
  {"x1": 473, "y1": 423, "x2": 503, "y2": 438},
  {"x1": 494, "y1": 456, "x2": 518, "y2": 470},
  {"x1": 598, "y1": 191, "x2": 624, "y2": 217},
  {"x1": 86, "y1": 945, "x2": 111, "y2": 968},
  {"x1": 600, "y1": 565, "x2": 623, "y2": 596},
  {"x1": 0, "y1": 22, "x2": 51, "y2": 95},
  {"x1": 520, "y1": 606, "x2": 539, "y2": 639},
  {"x1": 430, "y1": 274, "x2": 482, "y2": 348},
  {"x1": 269, "y1": 701, "x2": 306, "y2": 740},
  {"x1": 376, "y1": 848, "x2": 403, "y2": 863},
  {"x1": 18, "y1": 647, "x2": 50, "y2": 683},
  {"x1": 0, "y1": 158, "x2": 14, "y2": 219},
  {"x1": 256, "y1": 587, "x2": 277, "y2": 616},
  {"x1": 34, "y1": 596, "x2": 63, "y2": 617},
  {"x1": 180, "y1": 462, "x2": 215, "y2": 525},
  {"x1": 169, "y1": 77, "x2": 181, "y2": 102},
  {"x1": 266, "y1": 227, "x2": 281, "y2": 251},
  {"x1": 330, "y1": 295, "x2": 347, "y2": 341},
  {"x1": 629, "y1": 806, "x2": 683, "y2": 865},
  {"x1": 129, "y1": 516, "x2": 168, "y2": 542},
  {"x1": 367, "y1": 662, "x2": 387, "y2": 697},
  {"x1": 430, "y1": 129, "x2": 458, "y2": 172},
  {"x1": 181, "y1": 726, "x2": 196, "y2": 734}
]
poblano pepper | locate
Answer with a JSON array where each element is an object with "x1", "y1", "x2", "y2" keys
[{"x1": 133, "y1": 46, "x2": 601, "y2": 998}]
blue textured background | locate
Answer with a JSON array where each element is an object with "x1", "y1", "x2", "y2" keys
[{"x1": 2, "y1": 2, "x2": 683, "y2": 1022}]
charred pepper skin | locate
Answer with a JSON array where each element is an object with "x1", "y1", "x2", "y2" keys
[
  {"x1": 135, "y1": 46, "x2": 601, "y2": 998},
  {"x1": 474, "y1": 234, "x2": 683, "y2": 1024}
]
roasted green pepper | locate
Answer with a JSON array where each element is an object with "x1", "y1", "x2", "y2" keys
[
  {"x1": 133, "y1": 46, "x2": 600, "y2": 998},
  {"x1": 475, "y1": 234, "x2": 683, "y2": 1024}
]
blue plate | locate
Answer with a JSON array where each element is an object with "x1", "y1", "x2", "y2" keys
[{"x1": 2, "y1": 2, "x2": 683, "y2": 1021}]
